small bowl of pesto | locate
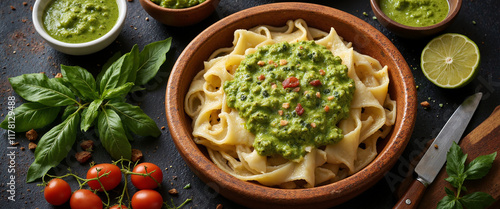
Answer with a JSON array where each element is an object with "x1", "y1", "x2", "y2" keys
[
  {"x1": 139, "y1": 0, "x2": 220, "y2": 26},
  {"x1": 371, "y1": 0, "x2": 462, "y2": 38},
  {"x1": 32, "y1": 0, "x2": 127, "y2": 55}
]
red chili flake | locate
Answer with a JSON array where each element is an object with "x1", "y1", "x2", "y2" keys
[
  {"x1": 295, "y1": 103, "x2": 305, "y2": 116},
  {"x1": 319, "y1": 69, "x2": 326, "y2": 75},
  {"x1": 258, "y1": 74, "x2": 265, "y2": 81},
  {"x1": 309, "y1": 80, "x2": 322, "y2": 86},
  {"x1": 282, "y1": 77, "x2": 300, "y2": 89}
]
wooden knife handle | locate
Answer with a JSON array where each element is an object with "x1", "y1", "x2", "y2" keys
[{"x1": 394, "y1": 179, "x2": 427, "y2": 209}]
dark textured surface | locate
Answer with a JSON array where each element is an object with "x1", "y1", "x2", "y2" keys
[{"x1": 0, "y1": 0, "x2": 498, "y2": 208}]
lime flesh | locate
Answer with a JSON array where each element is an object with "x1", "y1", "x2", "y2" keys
[{"x1": 421, "y1": 33, "x2": 480, "y2": 89}]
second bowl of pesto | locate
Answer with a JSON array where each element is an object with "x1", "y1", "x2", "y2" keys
[
  {"x1": 371, "y1": 0, "x2": 462, "y2": 38},
  {"x1": 32, "y1": 0, "x2": 127, "y2": 55},
  {"x1": 139, "y1": 0, "x2": 220, "y2": 26}
]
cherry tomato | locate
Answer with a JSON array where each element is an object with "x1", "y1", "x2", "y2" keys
[
  {"x1": 131, "y1": 189, "x2": 163, "y2": 209},
  {"x1": 44, "y1": 178, "x2": 71, "y2": 206},
  {"x1": 86, "y1": 163, "x2": 122, "y2": 191},
  {"x1": 70, "y1": 189, "x2": 103, "y2": 209},
  {"x1": 110, "y1": 205, "x2": 127, "y2": 209},
  {"x1": 131, "y1": 163, "x2": 163, "y2": 189}
]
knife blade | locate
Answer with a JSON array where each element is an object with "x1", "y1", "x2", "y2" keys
[{"x1": 394, "y1": 92, "x2": 483, "y2": 209}]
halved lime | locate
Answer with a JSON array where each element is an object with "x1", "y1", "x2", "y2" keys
[{"x1": 421, "y1": 33, "x2": 480, "y2": 89}]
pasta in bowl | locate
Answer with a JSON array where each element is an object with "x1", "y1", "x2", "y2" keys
[{"x1": 166, "y1": 3, "x2": 416, "y2": 208}]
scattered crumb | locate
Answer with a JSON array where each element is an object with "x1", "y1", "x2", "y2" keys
[
  {"x1": 216, "y1": 204, "x2": 223, "y2": 209},
  {"x1": 11, "y1": 142, "x2": 20, "y2": 146},
  {"x1": 472, "y1": 20, "x2": 476, "y2": 25},
  {"x1": 75, "y1": 151, "x2": 92, "y2": 163},
  {"x1": 131, "y1": 149, "x2": 143, "y2": 162},
  {"x1": 55, "y1": 73, "x2": 63, "y2": 78},
  {"x1": 439, "y1": 103, "x2": 444, "y2": 108},
  {"x1": 145, "y1": 17, "x2": 149, "y2": 21},
  {"x1": 23, "y1": 2, "x2": 27, "y2": 6},
  {"x1": 168, "y1": 188, "x2": 178, "y2": 195},
  {"x1": 161, "y1": 126, "x2": 166, "y2": 130},
  {"x1": 420, "y1": 101, "x2": 430, "y2": 108},
  {"x1": 28, "y1": 142, "x2": 37, "y2": 150},
  {"x1": 21, "y1": 147, "x2": 26, "y2": 151},
  {"x1": 26, "y1": 129, "x2": 38, "y2": 141},
  {"x1": 10, "y1": 5, "x2": 16, "y2": 10},
  {"x1": 434, "y1": 144, "x2": 439, "y2": 149}
]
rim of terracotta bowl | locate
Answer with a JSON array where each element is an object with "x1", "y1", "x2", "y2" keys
[
  {"x1": 140, "y1": 0, "x2": 217, "y2": 13},
  {"x1": 166, "y1": 2, "x2": 417, "y2": 208},
  {"x1": 370, "y1": 0, "x2": 462, "y2": 31}
]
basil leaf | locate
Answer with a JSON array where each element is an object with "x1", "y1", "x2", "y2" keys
[
  {"x1": 53, "y1": 77, "x2": 85, "y2": 101},
  {"x1": 135, "y1": 38, "x2": 172, "y2": 86},
  {"x1": 459, "y1": 192, "x2": 495, "y2": 209},
  {"x1": 62, "y1": 105, "x2": 79, "y2": 121},
  {"x1": 446, "y1": 142, "x2": 467, "y2": 178},
  {"x1": 444, "y1": 187, "x2": 455, "y2": 197},
  {"x1": 102, "y1": 82, "x2": 134, "y2": 100},
  {"x1": 97, "y1": 108, "x2": 131, "y2": 159},
  {"x1": 97, "y1": 52, "x2": 122, "y2": 86},
  {"x1": 0, "y1": 103, "x2": 60, "y2": 132},
  {"x1": 464, "y1": 152, "x2": 497, "y2": 180},
  {"x1": 61, "y1": 65, "x2": 99, "y2": 100},
  {"x1": 445, "y1": 175, "x2": 465, "y2": 190},
  {"x1": 106, "y1": 101, "x2": 161, "y2": 137},
  {"x1": 438, "y1": 195, "x2": 462, "y2": 209},
  {"x1": 81, "y1": 99, "x2": 103, "y2": 131},
  {"x1": 99, "y1": 45, "x2": 139, "y2": 94},
  {"x1": 26, "y1": 112, "x2": 80, "y2": 182},
  {"x1": 9, "y1": 73, "x2": 77, "y2": 106}
]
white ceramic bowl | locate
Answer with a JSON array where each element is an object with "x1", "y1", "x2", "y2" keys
[{"x1": 32, "y1": 0, "x2": 127, "y2": 55}]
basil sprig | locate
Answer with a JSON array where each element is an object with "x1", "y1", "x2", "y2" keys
[
  {"x1": 1, "y1": 38, "x2": 172, "y2": 182},
  {"x1": 438, "y1": 142, "x2": 497, "y2": 209}
]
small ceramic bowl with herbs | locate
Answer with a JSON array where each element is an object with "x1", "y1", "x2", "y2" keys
[
  {"x1": 32, "y1": 0, "x2": 127, "y2": 55},
  {"x1": 139, "y1": 0, "x2": 220, "y2": 26},
  {"x1": 371, "y1": 0, "x2": 462, "y2": 38}
]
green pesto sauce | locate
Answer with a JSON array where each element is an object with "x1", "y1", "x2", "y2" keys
[
  {"x1": 224, "y1": 41, "x2": 355, "y2": 160},
  {"x1": 43, "y1": 0, "x2": 119, "y2": 43},
  {"x1": 151, "y1": 0, "x2": 205, "y2": 9},
  {"x1": 379, "y1": 0, "x2": 449, "y2": 27}
]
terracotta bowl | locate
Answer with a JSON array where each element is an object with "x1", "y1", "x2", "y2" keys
[
  {"x1": 371, "y1": 0, "x2": 462, "y2": 39},
  {"x1": 139, "y1": 0, "x2": 220, "y2": 26},
  {"x1": 166, "y1": 3, "x2": 417, "y2": 208}
]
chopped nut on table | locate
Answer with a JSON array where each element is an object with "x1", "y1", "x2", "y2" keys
[
  {"x1": 168, "y1": 188, "x2": 178, "y2": 195},
  {"x1": 131, "y1": 149, "x2": 143, "y2": 162},
  {"x1": 216, "y1": 204, "x2": 223, "y2": 209},
  {"x1": 26, "y1": 129, "x2": 38, "y2": 141},
  {"x1": 75, "y1": 151, "x2": 92, "y2": 163},
  {"x1": 80, "y1": 140, "x2": 94, "y2": 151},
  {"x1": 28, "y1": 142, "x2": 37, "y2": 150},
  {"x1": 55, "y1": 73, "x2": 63, "y2": 78},
  {"x1": 420, "y1": 101, "x2": 431, "y2": 108}
]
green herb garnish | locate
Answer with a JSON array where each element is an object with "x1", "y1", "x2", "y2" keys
[
  {"x1": 438, "y1": 142, "x2": 497, "y2": 209},
  {"x1": 1, "y1": 38, "x2": 172, "y2": 183}
]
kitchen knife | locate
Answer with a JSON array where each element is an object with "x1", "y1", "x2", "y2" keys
[{"x1": 394, "y1": 92, "x2": 483, "y2": 209}]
